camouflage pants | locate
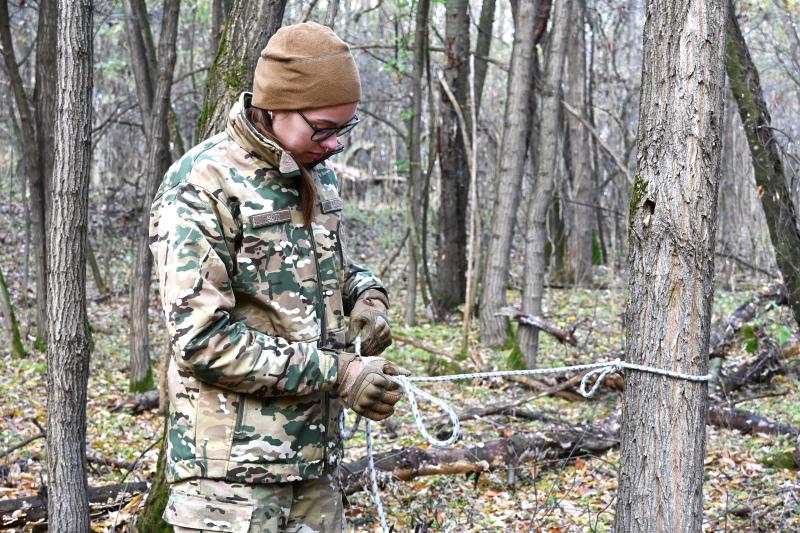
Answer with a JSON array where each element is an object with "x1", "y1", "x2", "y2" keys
[{"x1": 162, "y1": 472, "x2": 345, "y2": 532}]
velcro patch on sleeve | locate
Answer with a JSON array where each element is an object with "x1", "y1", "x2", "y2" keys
[
  {"x1": 250, "y1": 209, "x2": 291, "y2": 228},
  {"x1": 321, "y1": 198, "x2": 343, "y2": 213}
]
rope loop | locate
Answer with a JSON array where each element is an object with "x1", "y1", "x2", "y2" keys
[
  {"x1": 395, "y1": 376, "x2": 461, "y2": 447},
  {"x1": 578, "y1": 359, "x2": 623, "y2": 398}
]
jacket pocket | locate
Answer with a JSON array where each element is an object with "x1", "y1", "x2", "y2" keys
[{"x1": 162, "y1": 491, "x2": 254, "y2": 533}]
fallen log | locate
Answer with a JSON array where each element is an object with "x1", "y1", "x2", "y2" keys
[
  {"x1": 0, "y1": 481, "x2": 148, "y2": 530},
  {"x1": 722, "y1": 338, "x2": 785, "y2": 393},
  {"x1": 340, "y1": 411, "x2": 620, "y2": 495},
  {"x1": 340, "y1": 401, "x2": 799, "y2": 495},
  {"x1": 708, "y1": 406, "x2": 799, "y2": 437}
]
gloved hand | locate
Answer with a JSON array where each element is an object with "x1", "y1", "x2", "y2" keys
[
  {"x1": 336, "y1": 352, "x2": 410, "y2": 421},
  {"x1": 347, "y1": 289, "x2": 392, "y2": 357}
]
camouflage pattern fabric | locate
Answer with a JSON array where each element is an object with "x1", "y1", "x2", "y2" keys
[
  {"x1": 164, "y1": 474, "x2": 344, "y2": 532},
  {"x1": 149, "y1": 92, "x2": 386, "y2": 485}
]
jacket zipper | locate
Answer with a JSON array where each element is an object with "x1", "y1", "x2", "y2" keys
[{"x1": 306, "y1": 225, "x2": 327, "y2": 347}]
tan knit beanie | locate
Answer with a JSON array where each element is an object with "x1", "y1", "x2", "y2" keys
[{"x1": 252, "y1": 22, "x2": 361, "y2": 111}]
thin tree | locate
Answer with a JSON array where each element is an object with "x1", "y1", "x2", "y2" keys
[
  {"x1": 478, "y1": 0, "x2": 537, "y2": 347},
  {"x1": 46, "y1": 0, "x2": 94, "y2": 529},
  {"x1": 517, "y1": 0, "x2": 571, "y2": 368},
  {"x1": 404, "y1": 0, "x2": 431, "y2": 326},
  {"x1": 726, "y1": 0, "x2": 800, "y2": 329},
  {"x1": 564, "y1": 0, "x2": 593, "y2": 287},
  {"x1": 615, "y1": 0, "x2": 727, "y2": 530},
  {"x1": 127, "y1": 0, "x2": 181, "y2": 393},
  {"x1": 434, "y1": 0, "x2": 470, "y2": 312},
  {"x1": 0, "y1": 0, "x2": 54, "y2": 347}
]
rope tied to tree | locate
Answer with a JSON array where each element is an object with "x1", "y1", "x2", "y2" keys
[{"x1": 339, "y1": 348, "x2": 711, "y2": 532}]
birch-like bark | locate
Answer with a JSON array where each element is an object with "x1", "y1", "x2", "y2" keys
[
  {"x1": 46, "y1": 0, "x2": 93, "y2": 529},
  {"x1": 517, "y1": 0, "x2": 571, "y2": 368},
  {"x1": 478, "y1": 0, "x2": 536, "y2": 347},
  {"x1": 614, "y1": 1, "x2": 727, "y2": 530}
]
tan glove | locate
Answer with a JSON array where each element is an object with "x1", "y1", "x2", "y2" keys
[
  {"x1": 336, "y1": 352, "x2": 410, "y2": 421},
  {"x1": 347, "y1": 289, "x2": 392, "y2": 357}
]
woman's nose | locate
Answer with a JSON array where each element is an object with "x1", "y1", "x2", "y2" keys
[{"x1": 320, "y1": 134, "x2": 338, "y2": 151}]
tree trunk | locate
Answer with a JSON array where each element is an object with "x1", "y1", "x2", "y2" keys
[
  {"x1": 0, "y1": 0, "x2": 46, "y2": 345},
  {"x1": 434, "y1": 0, "x2": 470, "y2": 312},
  {"x1": 404, "y1": 0, "x2": 430, "y2": 326},
  {"x1": 564, "y1": 0, "x2": 593, "y2": 287},
  {"x1": 196, "y1": 0, "x2": 287, "y2": 140},
  {"x1": 725, "y1": 0, "x2": 800, "y2": 329},
  {"x1": 34, "y1": 0, "x2": 56, "y2": 341},
  {"x1": 517, "y1": 0, "x2": 571, "y2": 368},
  {"x1": 473, "y1": 0, "x2": 496, "y2": 113},
  {"x1": 46, "y1": 0, "x2": 94, "y2": 529},
  {"x1": 128, "y1": 0, "x2": 181, "y2": 393},
  {"x1": 136, "y1": 419, "x2": 171, "y2": 532},
  {"x1": 615, "y1": 1, "x2": 727, "y2": 531},
  {"x1": 478, "y1": 0, "x2": 536, "y2": 347}
]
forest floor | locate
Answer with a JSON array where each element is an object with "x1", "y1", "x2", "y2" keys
[{"x1": 1, "y1": 204, "x2": 799, "y2": 532}]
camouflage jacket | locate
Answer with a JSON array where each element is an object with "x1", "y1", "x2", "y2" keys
[{"x1": 149, "y1": 92, "x2": 385, "y2": 485}]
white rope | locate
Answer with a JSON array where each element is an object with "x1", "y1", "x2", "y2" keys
[{"x1": 339, "y1": 346, "x2": 711, "y2": 531}]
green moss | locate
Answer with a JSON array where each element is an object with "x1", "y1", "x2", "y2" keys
[
  {"x1": 506, "y1": 342, "x2": 526, "y2": 370},
  {"x1": 592, "y1": 231, "x2": 603, "y2": 265},
  {"x1": 136, "y1": 419, "x2": 173, "y2": 532},
  {"x1": 628, "y1": 174, "x2": 648, "y2": 230},
  {"x1": 129, "y1": 364, "x2": 155, "y2": 393},
  {"x1": 758, "y1": 449, "x2": 798, "y2": 470}
]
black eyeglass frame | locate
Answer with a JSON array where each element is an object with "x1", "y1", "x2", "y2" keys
[{"x1": 297, "y1": 111, "x2": 360, "y2": 142}]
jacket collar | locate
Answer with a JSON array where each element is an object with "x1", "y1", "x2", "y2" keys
[
  {"x1": 226, "y1": 92, "x2": 302, "y2": 178},
  {"x1": 226, "y1": 92, "x2": 345, "y2": 176}
]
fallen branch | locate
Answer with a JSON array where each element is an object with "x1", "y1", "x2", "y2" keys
[
  {"x1": 340, "y1": 411, "x2": 620, "y2": 495},
  {"x1": 87, "y1": 453, "x2": 137, "y2": 471},
  {"x1": 708, "y1": 284, "x2": 788, "y2": 357},
  {"x1": 0, "y1": 482, "x2": 148, "y2": 530},
  {"x1": 496, "y1": 307, "x2": 579, "y2": 346},
  {"x1": 0, "y1": 432, "x2": 45, "y2": 459},
  {"x1": 708, "y1": 405, "x2": 799, "y2": 437}
]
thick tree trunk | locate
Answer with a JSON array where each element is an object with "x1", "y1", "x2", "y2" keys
[
  {"x1": 196, "y1": 0, "x2": 287, "y2": 139},
  {"x1": 478, "y1": 0, "x2": 536, "y2": 346},
  {"x1": 128, "y1": 0, "x2": 181, "y2": 393},
  {"x1": 615, "y1": 1, "x2": 727, "y2": 531},
  {"x1": 404, "y1": 0, "x2": 430, "y2": 326},
  {"x1": 0, "y1": 0, "x2": 46, "y2": 345},
  {"x1": 434, "y1": 0, "x2": 470, "y2": 311},
  {"x1": 46, "y1": 0, "x2": 94, "y2": 529},
  {"x1": 564, "y1": 0, "x2": 593, "y2": 287},
  {"x1": 725, "y1": 0, "x2": 800, "y2": 329},
  {"x1": 517, "y1": 0, "x2": 571, "y2": 368}
]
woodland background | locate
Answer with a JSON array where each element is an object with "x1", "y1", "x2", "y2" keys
[{"x1": 1, "y1": 0, "x2": 800, "y2": 531}]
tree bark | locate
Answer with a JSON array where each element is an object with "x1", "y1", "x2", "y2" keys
[
  {"x1": 725, "y1": 0, "x2": 800, "y2": 329},
  {"x1": 478, "y1": 0, "x2": 536, "y2": 346},
  {"x1": 128, "y1": 0, "x2": 181, "y2": 393},
  {"x1": 34, "y1": 0, "x2": 56, "y2": 340},
  {"x1": 517, "y1": 0, "x2": 571, "y2": 368},
  {"x1": 404, "y1": 0, "x2": 430, "y2": 326},
  {"x1": 434, "y1": 0, "x2": 470, "y2": 311},
  {"x1": 564, "y1": 0, "x2": 593, "y2": 287},
  {"x1": 196, "y1": 0, "x2": 287, "y2": 140},
  {"x1": 0, "y1": 267, "x2": 25, "y2": 357},
  {"x1": 46, "y1": 0, "x2": 94, "y2": 529},
  {"x1": 615, "y1": 1, "x2": 727, "y2": 531}
]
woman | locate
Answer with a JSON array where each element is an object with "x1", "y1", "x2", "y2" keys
[{"x1": 149, "y1": 22, "x2": 406, "y2": 532}]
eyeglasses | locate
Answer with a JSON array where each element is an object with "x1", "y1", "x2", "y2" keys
[{"x1": 297, "y1": 111, "x2": 360, "y2": 142}]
